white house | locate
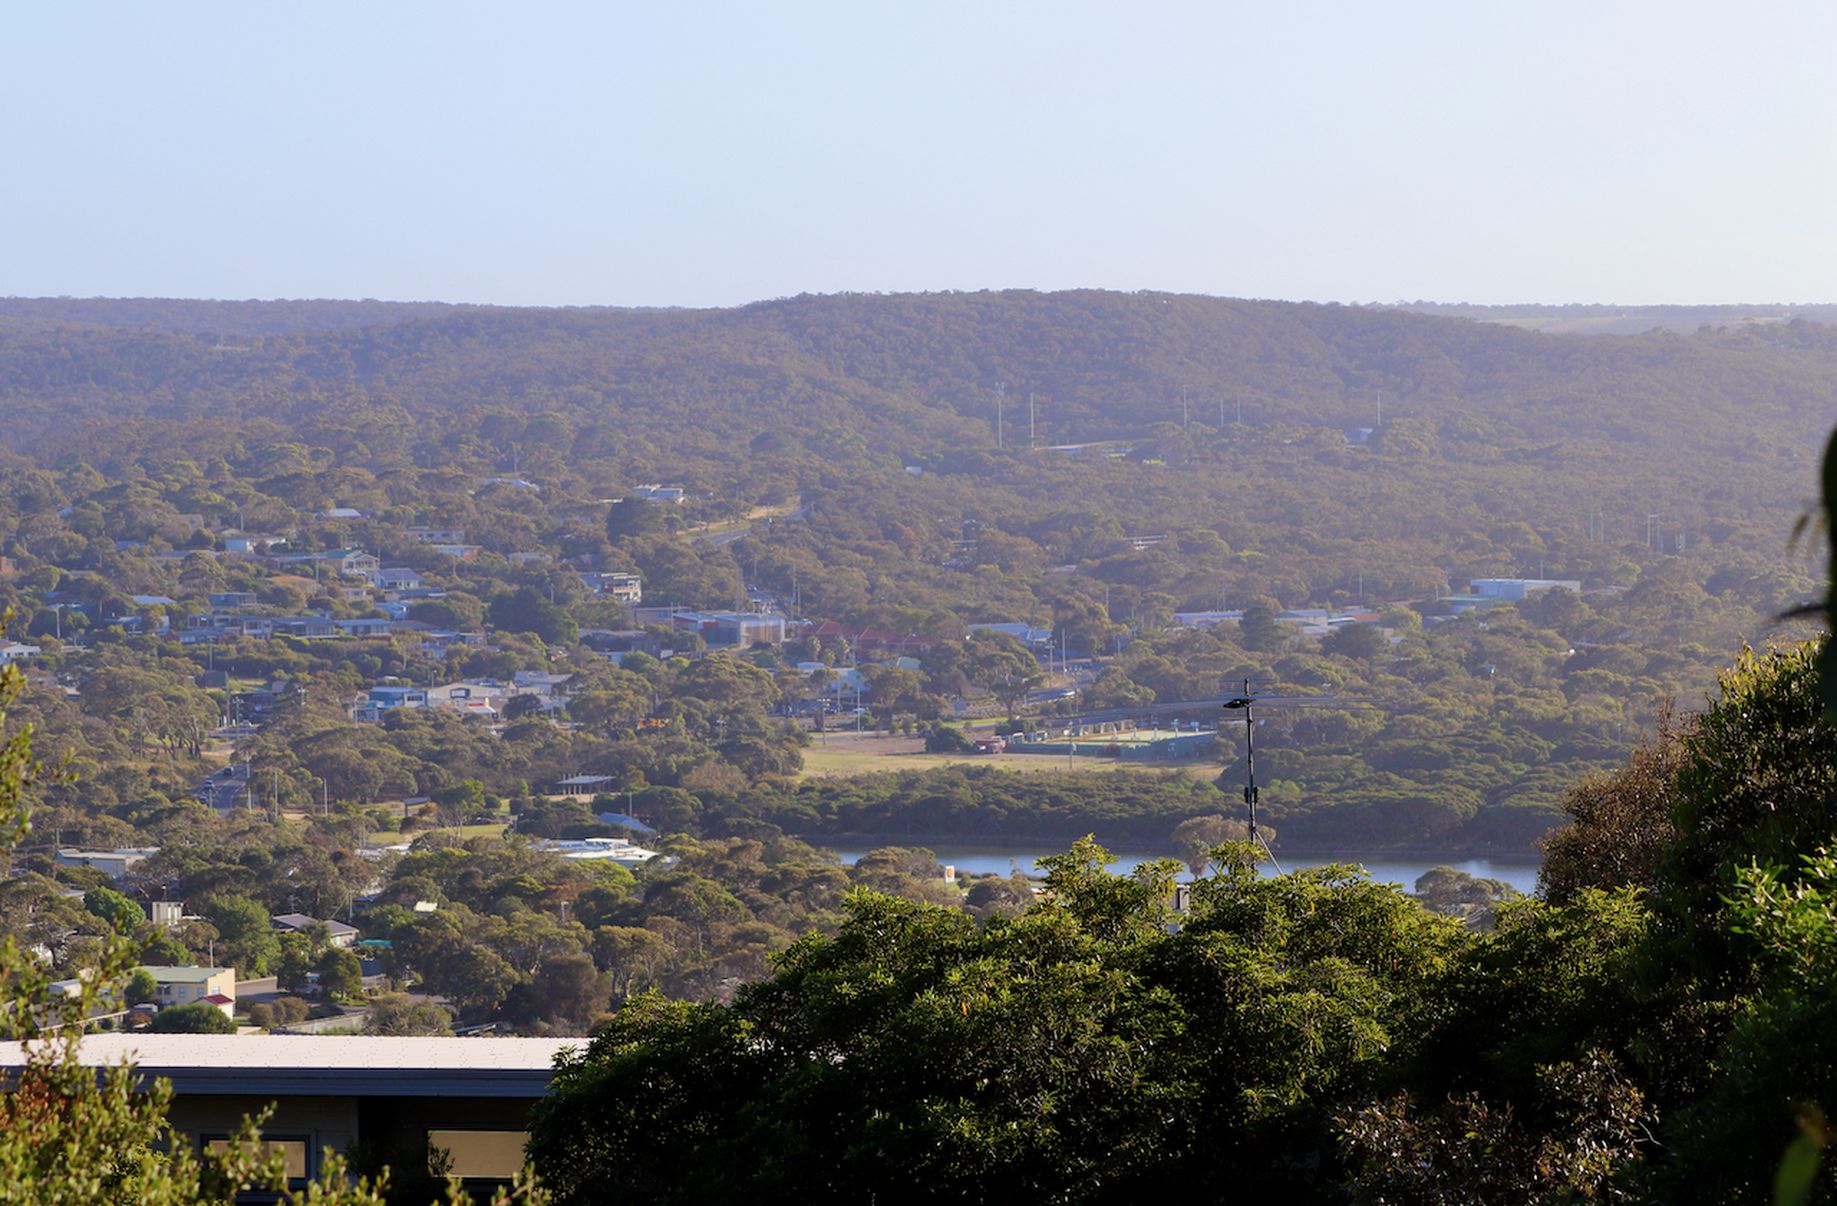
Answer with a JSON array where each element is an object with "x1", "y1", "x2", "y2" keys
[
  {"x1": 531, "y1": 837, "x2": 662, "y2": 868},
  {"x1": 56, "y1": 847, "x2": 158, "y2": 881},
  {"x1": 139, "y1": 965, "x2": 236, "y2": 1010},
  {"x1": 0, "y1": 639, "x2": 41, "y2": 664}
]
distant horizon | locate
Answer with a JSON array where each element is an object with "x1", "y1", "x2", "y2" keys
[{"x1": 5, "y1": 290, "x2": 1835, "y2": 312}]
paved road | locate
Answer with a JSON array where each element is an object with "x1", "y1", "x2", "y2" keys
[{"x1": 197, "y1": 765, "x2": 252, "y2": 811}]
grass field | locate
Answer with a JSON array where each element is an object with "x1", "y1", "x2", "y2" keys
[
  {"x1": 800, "y1": 733, "x2": 1226, "y2": 781},
  {"x1": 362, "y1": 821, "x2": 510, "y2": 846}
]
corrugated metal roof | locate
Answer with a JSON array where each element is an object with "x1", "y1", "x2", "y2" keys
[{"x1": 0, "y1": 1035, "x2": 580, "y2": 1098}]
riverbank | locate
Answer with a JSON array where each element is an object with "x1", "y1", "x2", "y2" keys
[
  {"x1": 798, "y1": 830, "x2": 1546, "y2": 863},
  {"x1": 815, "y1": 841, "x2": 1544, "y2": 895}
]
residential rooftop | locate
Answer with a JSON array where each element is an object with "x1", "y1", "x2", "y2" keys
[{"x1": 0, "y1": 1034, "x2": 578, "y2": 1097}]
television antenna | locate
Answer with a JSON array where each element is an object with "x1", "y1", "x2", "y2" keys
[{"x1": 1221, "y1": 679, "x2": 1387, "y2": 874}]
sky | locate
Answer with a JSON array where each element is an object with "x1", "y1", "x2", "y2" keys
[{"x1": 3, "y1": 2, "x2": 1833, "y2": 308}]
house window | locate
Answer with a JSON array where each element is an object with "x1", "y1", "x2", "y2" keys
[
  {"x1": 205, "y1": 1135, "x2": 312, "y2": 1181},
  {"x1": 426, "y1": 1130, "x2": 528, "y2": 1181}
]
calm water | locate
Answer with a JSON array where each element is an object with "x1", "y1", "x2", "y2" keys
[{"x1": 825, "y1": 844, "x2": 1542, "y2": 895}]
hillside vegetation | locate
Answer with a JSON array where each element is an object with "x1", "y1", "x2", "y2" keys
[{"x1": 0, "y1": 291, "x2": 1826, "y2": 854}]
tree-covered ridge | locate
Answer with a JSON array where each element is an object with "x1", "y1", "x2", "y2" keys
[
  {"x1": 2, "y1": 288, "x2": 1832, "y2": 462},
  {"x1": 0, "y1": 290, "x2": 1821, "y2": 857}
]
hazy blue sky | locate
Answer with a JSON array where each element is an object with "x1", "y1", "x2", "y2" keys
[{"x1": 4, "y1": 2, "x2": 1831, "y2": 307}]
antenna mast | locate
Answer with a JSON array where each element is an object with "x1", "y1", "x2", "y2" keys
[{"x1": 1223, "y1": 679, "x2": 1285, "y2": 873}]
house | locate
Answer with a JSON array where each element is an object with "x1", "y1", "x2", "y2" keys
[
  {"x1": 1470, "y1": 578, "x2": 1583, "y2": 601},
  {"x1": 670, "y1": 610, "x2": 787, "y2": 648},
  {"x1": 335, "y1": 617, "x2": 393, "y2": 638},
  {"x1": 804, "y1": 620, "x2": 938, "y2": 657},
  {"x1": 0, "y1": 1035, "x2": 574, "y2": 1191},
  {"x1": 233, "y1": 683, "x2": 290, "y2": 717},
  {"x1": 1172, "y1": 610, "x2": 1246, "y2": 629},
  {"x1": 266, "y1": 549, "x2": 379, "y2": 578},
  {"x1": 799, "y1": 663, "x2": 868, "y2": 698},
  {"x1": 361, "y1": 685, "x2": 429, "y2": 713},
  {"x1": 330, "y1": 550, "x2": 381, "y2": 577},
  {"x1": 223, "y1": 534, "x2": 287, "y2": 555},
  {"x1": 272, "y1": 616, "x2": 341, "y2": 640},
  {"x1": 594, "y1": 812, "x2": 657, "y2": 836},
  {"x1": 139, "y1": 966, "x2": 236, "y2": 1010},
  {"x1": 428, "y1": 684, "x2": 502, "y2": 719},
  {"x1": 359, "y1": 680, "x2": 507, "y2": 723},
  {"x1": 323, "y1": 507, "x2": 366, "y2": 520},
  {"x1": 0, "y1": 639, "x2": 41, "y2": 664},
  {"x1": 405, "y1": 527, "x2": 467, "y2": 545},
  {"x1": 1440, "y1": 580, "x2": 1581, "y2": 615},
  {"x1": 427, "y1": 543, "x2": 482, "y2": 560},
  {"x1": 271, "y1": 914, "x2": 360, "y2": 949},
  {"x1": 408, "y1": 627, "x2": 486, "y2": 655},
  {"x1": 967, "y1": 621, "x2": 1054, "y2": 648},
  {"x1": 207, "y1": 591, "x2": 259, "y2": 610},
  {"x1": 578, "y1": 571, "x2": 642, "y2": 604},
  {"x1": 105, "y1": 597, "x2": 177, "y2": 634},
  {"x1": 374, "y1": 567, "x2": 424, "y2": 592},
  {"x1": 552, "y1": 774, "x2": 616, "y2": 796},
  {"x1": 630, "y1": 484, "x2": 686, "y2": 505},
  {"x1": 511, "y1": 670, "x2": 573, "y2": 699},
  {"x1": 482, "y1": 477, "x2": 541, "y2": 493},
  {"x1": 56, "y1": 847, "x2": 158, "y2": 881},
  {"x1": 225, "y1": 615, "x2": 278, "y2": 638},
  {"x1": 578, "y1": 629, "x2": 662, "y2": 657},
  {"x1": 531, "y1": 837, "x2": 662, "y2": 868}
]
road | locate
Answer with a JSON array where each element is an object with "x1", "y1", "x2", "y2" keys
[{"x1": 690, "y1": 500, "x2": 807, "y2": 547}]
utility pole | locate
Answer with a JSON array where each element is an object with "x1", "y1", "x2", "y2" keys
[
  {"x1": 1029, "y1": 393, "x2": 1036, "y2": 447},
  {"x1": 1375, "y1": 388, "x2": 1382, "y2": 427},
  {"x1": 1182, "y1": 387, "x2": 1189, "y2": 431}
]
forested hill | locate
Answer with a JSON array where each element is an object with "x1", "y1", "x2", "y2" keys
[
  {"x1": 0, "y1": 296, "x2": 465, "y2": 336},
  {"x1": 1395, "y1": 300, "x2": 1837, "y2": 336},
  {"x1": 0, "y1": 290, "x2": 1828, "y2": 854},
  {"x1": 0, "y1": 290, "x2": 1832, "y2": 474}
]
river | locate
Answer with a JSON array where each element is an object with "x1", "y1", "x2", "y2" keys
[{"x1": 822, "y1": 843, "x2": 1542, "y2": 895}]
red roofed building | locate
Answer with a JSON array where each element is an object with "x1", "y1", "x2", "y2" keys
[{"x1": 807, "y1": 621, "x2": 940, "y2": 657}]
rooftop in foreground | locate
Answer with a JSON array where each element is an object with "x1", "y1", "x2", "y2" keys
[{"x1": 0, "y1": 1034, "x2": 580, "y2": 1097}]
